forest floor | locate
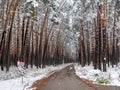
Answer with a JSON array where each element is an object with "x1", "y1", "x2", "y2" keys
[
  {"x1": 0, "y1": 64, "x2": 71, "y2": 90},
  {"x1": 30, "y1": 65, "x2": 95, "y2": 90},
  {"x1": 30, "y1": 65, "x2": 120, "y2": 90},
  {"x1": 0, "y1": 63, "x2": 120, "y2": 90}
]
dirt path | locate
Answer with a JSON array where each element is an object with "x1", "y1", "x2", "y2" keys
[
  {"x1": 30, "y1": 65, "x2": 95, "y2": 90},
  {"x1": 30, "y1": 65, "x2": 120, "y2": 90}
]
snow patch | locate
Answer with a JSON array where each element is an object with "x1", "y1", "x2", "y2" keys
[
  {"x1": 74, "y1": 63, "x2": 120, "y2": 86},
  {"x1": 0, "y1": 63, "x2": 72, "y2": 90}
]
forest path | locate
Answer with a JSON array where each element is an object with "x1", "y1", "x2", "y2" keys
[
  {"x1": 30, "y1": 65, "x2": 95, "y2": 90},
  {"x1": 29, "y1": 65, "x2": 120, "y2": 90}
]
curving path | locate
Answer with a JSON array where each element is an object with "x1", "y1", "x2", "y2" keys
[
  {"x1": 30, "y1": 65, "x2": 120, "y2": 90},
  {"x1": 31, "y1": 65, "x2": 95, "y2": 90}
]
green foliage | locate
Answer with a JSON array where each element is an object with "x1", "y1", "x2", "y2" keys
[
  {"x1": 42, "y1": 0, "x2": 49, "y2": 5},
  {"x1": 94, "y1": 73, "x2": 99, "y2": 77},
  {"x1": 97, "y1": 78, "x2": 111, "y2": 84},
  {"x1": 21, "y1": 0, "x2": 38, "y2": 20}
]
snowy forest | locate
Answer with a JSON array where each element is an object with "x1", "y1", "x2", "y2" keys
[
  {"x1": 1, "y1": 0, "x2": 120, "y2": 90},
  {"x1": 0, "y1": 0, "x2": 120, "y2": 72}
]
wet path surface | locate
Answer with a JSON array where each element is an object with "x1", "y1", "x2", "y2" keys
[
  {"x1": 30, "y1": 65, "x2": 120, "y2": 90},
  {"x1": 31, "y1": 65, "x2": 95, "y2": 90}
]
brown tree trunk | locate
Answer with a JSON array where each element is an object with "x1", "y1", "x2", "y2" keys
[{"x1": 102, "y1": 0, "x2": 107, "y2": 72}]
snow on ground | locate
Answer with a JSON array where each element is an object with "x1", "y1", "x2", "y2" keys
[
  {"x1": 74, "y1": 63, "x2": 120, "y2": 86},
  {"x1": 0, "y1": 63, "x2": 72, "y2": 90}
]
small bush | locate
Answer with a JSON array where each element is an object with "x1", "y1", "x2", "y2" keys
[
  {"x1": 94, "y1": 73, "x2": 99, "y2": 77},
  {"x1": 97, "y1": 78, "x2": 111, "y2": 84}
]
